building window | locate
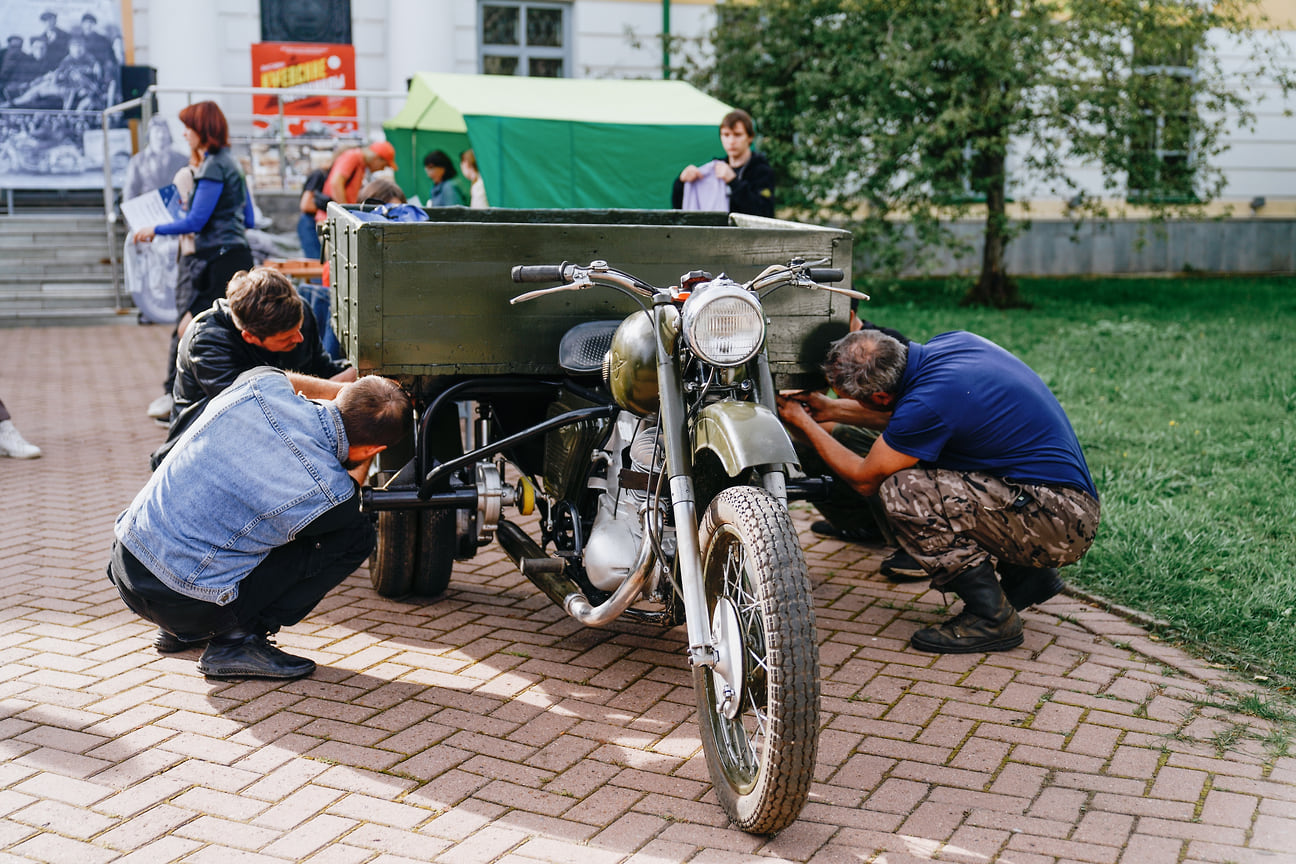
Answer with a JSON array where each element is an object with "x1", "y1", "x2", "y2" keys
[
  {"x1": 260, "y1": 0, "x2": 352, "y2": 44},
  {"x1": 1127, "y1": 31, "x2": 1198, "y2": 201},
  {"x1": 480, "y1": 2, "x2": 569, "y2": 77}
]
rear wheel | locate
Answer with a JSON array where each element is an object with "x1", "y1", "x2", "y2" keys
[
  {"x1": 694, "y1": 486, "x2": 819, "y2": 834},
  {"x1": 372, "y1": 400, "x2": 470, "y2": 599},
  {"x1": 370, "y1": 509, "x2": 417, "y2": 598},
  {"x1": 412, "y1": 508, "x2": 456, "y2": 596}
]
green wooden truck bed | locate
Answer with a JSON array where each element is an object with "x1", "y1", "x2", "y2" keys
[{"x1": 325, "y1": 207, "x2": 852, "y2": 390}]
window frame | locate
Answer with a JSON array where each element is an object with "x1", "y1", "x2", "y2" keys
[
  {"x1": 478, "y1": 0, "x2": 571, "y2": 78},
  {"x1": 1125, "y1": 32, "x2": 1200, "y2": 203}
]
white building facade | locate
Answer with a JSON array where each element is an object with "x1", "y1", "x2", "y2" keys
[
  {"x1": 131, "y1": 0, "x2": 717, "y2": 125},
  {"x1": 125, "y1": 0, "x2": 1292, "y2": 218}
]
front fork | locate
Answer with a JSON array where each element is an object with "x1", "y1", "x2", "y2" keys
[{"x1": 651, "y1": 295, "x2": 719, "y2": 669}]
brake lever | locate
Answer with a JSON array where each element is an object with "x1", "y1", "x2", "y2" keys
[
  {"x1": 755, "y1": 278, "x2": 870, "y2": 303},
  {"x1": 804, "y1": 282, "x2": 870, "y2": 302},
  {"x1": 510, "y1": 278, "x2": 593, "y2": 305}
]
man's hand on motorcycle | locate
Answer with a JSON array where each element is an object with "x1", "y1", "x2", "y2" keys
[
  {"x1": 791, "y1": 390, "x2": 839, "y2": 420},
  {"x1": 776, "y1": 393, "x2": 815, "y2": 430}
]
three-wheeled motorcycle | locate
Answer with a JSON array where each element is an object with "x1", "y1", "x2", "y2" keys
[{"x1": 324, "y1": 206, "x2": 858, "y2": 833}]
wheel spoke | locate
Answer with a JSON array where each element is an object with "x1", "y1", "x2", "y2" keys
[{"x1": 715, "y1": 533, "x2": 770, "y2": 771}]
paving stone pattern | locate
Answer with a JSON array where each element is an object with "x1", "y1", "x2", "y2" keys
[{"x1": 1, "y1": 324, "x2": 1294, "y2": 864}]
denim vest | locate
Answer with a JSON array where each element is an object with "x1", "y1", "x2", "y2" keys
[{"x1": 116, "y1": 370, "x2": 356, "y2": 605}]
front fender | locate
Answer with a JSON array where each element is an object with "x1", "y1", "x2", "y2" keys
[{"x1": 693, "y1": 401, "x2": 799, "y2": 477}]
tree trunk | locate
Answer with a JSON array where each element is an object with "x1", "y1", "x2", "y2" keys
[{"x1": 964, "y1": 150, "x2": 1024, "y2": 308}]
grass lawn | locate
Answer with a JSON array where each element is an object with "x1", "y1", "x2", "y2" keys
[{"x1": 861, "y1": 273, "x2": 1296, "y2": 691}]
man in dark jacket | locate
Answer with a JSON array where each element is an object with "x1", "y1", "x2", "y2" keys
[
  {"x1": 36, "y1": 11, "x2": 68, "y2": 64},
  {"x1": 778, "y1": 329, "x2": 1101, "y2": 655},
  {"x1": 672, "y1": 109, "x2": 775, "y2": 217},
  {"x1": 152, "y1": 266, "x2": 355, "y2": 470}
]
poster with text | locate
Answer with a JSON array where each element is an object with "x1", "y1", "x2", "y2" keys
[
  {"x1": 252, "y1": 42, "x2": 356, "y2": 137},
  {"x1": 0, "y1": 0, "x2": 128, "y2": 189}
]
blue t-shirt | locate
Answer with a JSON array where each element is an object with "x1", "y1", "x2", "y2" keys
[{"x1": 882, "y1": 331, "x2": 1098, "y2": 498}]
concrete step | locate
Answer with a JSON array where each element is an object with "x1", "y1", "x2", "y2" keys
[
  {"x1": 1, "y1": 298, "x2": 129, "y2": 322},
  {"x1": 0, "y1": 280, "x2": 121, "y2": 297},
  {"x1": 0, "y1": 230, "x2": 117, "y2": 249},
  {"x1": 0, "y1": 282, "x2": 122, "y2": 315},
  {"x1": 0, "y1": 306, "x2": 135, "y2": 325},
  {"x1": 0, "y1": 264, "x2": 118, "y2": 281}
]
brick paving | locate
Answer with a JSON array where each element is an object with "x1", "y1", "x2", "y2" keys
[{"x1": 2, "y1": 322, "x2": 1294, "y2": 864}]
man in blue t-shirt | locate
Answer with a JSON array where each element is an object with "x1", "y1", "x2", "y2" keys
[{"x1": 779, "y1": 329, "x2": 1101, "y2": 654}]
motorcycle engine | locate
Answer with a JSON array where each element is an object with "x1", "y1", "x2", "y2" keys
[{"x1": 584, "y1": 414, "x2": 663, "y2": 592}]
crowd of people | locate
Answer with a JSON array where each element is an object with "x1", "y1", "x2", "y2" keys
[{"x1": 95, "y1": 96, "x2": 1098, "y2": 682}]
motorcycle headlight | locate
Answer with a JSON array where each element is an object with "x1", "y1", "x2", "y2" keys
[{"x1": 680, "y1": 279, "x2": 765, "y2": 367}]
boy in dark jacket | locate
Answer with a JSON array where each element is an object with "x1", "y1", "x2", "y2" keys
[
  {"x1": 152, "y1": 267, "x2": 355, "y2": 470},
  {"x1": 672, "y1": 109, "x2": 775, "y2": 217}
]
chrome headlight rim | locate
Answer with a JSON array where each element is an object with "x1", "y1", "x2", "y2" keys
[{"x1": 680, "y1": 281, "x2": 766, "y2": 368}]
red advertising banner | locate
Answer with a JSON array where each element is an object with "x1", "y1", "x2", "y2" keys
[{"x1": 251, "y1": 42, "x2": 356, "y2": 136}]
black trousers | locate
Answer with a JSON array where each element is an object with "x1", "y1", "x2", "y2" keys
[{"x1": 108, "y1": 519, "x2": 375, "y2": 643}]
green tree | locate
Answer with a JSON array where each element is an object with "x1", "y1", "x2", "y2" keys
[{"x1": 687, "y1": 0, "x2": 1292, "y2": 307}]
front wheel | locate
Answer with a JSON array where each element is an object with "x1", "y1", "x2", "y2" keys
[{"x1": 694, "y1": 486, "x2": 819, "y2": 834}]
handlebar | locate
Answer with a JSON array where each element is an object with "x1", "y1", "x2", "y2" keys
[
  {"x1": 511, "y1": 263, "x2": 569, "y2": 284},
  {"x1": 509, "y1": 258, "x2": 867, "y2": 305}
]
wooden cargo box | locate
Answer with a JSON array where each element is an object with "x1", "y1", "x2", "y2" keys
[{"x1": 326, "y1": 207, "x2": 852, "y2": 389}]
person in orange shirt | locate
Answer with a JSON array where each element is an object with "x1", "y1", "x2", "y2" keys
[{"x1": 321, "y1": 141, "x2": 398, "y2": 214}]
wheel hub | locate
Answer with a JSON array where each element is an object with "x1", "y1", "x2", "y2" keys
[{"x1": 710, "y1": 597, "x2": 745, "y2": 720}]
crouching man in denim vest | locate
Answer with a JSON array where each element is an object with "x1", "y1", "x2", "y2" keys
[{"x1": 109, "y1": 368, "x2": 410, "y2": 679}]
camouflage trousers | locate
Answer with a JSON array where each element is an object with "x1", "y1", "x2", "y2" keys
[{"x1": 879, "y1": 468, "x2": 1100, "y2": 588}]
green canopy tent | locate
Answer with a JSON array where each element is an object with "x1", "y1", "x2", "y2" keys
[{"x1": 383, "y1": 73, "x2": 733, "y2": 209}]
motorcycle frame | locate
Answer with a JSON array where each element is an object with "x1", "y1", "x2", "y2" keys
[{"x1": 362, "y1": 284, "x2": 819, "y2": 671}]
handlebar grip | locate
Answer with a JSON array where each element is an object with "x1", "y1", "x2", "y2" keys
[
  {"x1": 511, "y1": 264, "x2": 567, "y2": 284},
  {"x1": 808, "y1": 268, "x2": 845, "y2": 283}
]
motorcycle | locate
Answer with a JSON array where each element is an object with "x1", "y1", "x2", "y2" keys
[{"x1": 361, "y1": 257, "x2": 868, "y2": 833}]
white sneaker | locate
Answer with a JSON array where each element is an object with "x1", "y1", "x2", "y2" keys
[
  {"x1": 0, "y1": 420, "x2": 41, "y2": 459},
  {"x1": 146, "y1": 393, "x2": 173, "y2": 420}
]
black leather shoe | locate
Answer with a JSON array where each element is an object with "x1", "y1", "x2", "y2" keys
[
  {"x1": 154, "y1": 629, "x2": 204, "y2": 653},
  {"x1": 197, "y1": 630, "x2": 315, "y2": 680},
  {"x1": 998, "y1": 563, "x2": 1066, "y2": 610},
  {"x1": 810, "y1": 520, "x2": 882, "y2": 544},
  {"x1": 880, "y1": 548, "x2": 927, "y2": 582}
]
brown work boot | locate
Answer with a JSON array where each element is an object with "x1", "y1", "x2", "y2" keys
[
  {"x1": 911, "y1": 561, "x2": 1024, "y2": 654},
  {"x1": 998, "y1": 562, "x2": 1066, "y2": 611}
]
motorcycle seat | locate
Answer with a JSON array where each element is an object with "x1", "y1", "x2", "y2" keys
[{"x1": 559, "y1": 320, "x2": 620, "y2": 374}]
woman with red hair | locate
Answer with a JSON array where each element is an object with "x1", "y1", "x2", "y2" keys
[{"x1": 132, "y1": 100, "x2": 255, "y2": 322}]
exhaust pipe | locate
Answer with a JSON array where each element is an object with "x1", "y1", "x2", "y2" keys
[{"x1": 496, "y1": 514, "x2": 658, "y2": 628}]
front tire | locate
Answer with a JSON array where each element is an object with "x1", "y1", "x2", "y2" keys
[{"x1": 694, "y1": 486, "x2": 819, "y2": 834}]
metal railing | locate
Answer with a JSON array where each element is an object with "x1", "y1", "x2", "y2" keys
[{"x1": 100, "y1": 83, "x2": 405, "y2": 307}]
